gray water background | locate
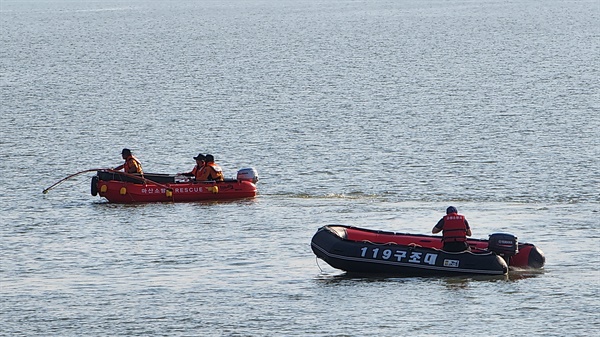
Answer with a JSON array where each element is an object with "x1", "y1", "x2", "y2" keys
[{"x1": 1, "y1": 0, "x2": 599, "y2": 336}]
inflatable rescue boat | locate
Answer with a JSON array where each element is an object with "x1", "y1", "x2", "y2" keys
[
  {"x1": 91, "y1": 168, "x2": 258, "y2": 203},
  {"x1": 311, "y1": 225, "x2": 545, "y2": 276}
]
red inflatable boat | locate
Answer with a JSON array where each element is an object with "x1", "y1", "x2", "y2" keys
[{"x1": 91, "y1": 168, "x2": 258, "y2": 203}]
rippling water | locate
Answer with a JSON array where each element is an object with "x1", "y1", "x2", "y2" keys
[{"x1": 1, "y1": 0, "x2": 599, "y2": 336}]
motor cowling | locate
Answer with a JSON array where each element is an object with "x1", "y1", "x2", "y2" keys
[
  {"x1": 488, "y1": 233, "x2": 519, "y2": 258},
  {"x1": 237, "y1": 168, "x2": 259, "y2": 183}
]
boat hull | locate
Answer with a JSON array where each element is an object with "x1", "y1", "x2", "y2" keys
[
  {"x1": 311, "y1": 225, "x2": 544, "y2": 276},
  {"x1": 93, "y1": 170, "x2": 257, "y2": 203}
]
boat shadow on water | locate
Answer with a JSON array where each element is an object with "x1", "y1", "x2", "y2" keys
[
  {"x1": 314, "y1": 265, "x2": 545, "y2": 285},
  {"x1": 91, "y1": 197, "x2": 259, "y2": 208}
]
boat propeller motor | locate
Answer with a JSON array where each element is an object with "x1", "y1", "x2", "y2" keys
[
  {"x1": 237, "y1": 168, "x2": 259, "y2": 183},
  {"x1": 488, "y1": 233, "x2": 519, "y2": 263}
]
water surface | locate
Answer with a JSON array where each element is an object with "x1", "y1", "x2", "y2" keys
[{"x1": 1, "y1": 0, "x2": 598, "y2": 336}]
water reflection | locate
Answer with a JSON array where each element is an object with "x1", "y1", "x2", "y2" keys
[
  {"x1": 507, "y1": 268, "x2": 546, "y2": 281},
  {"x1": 314, "y1": 269, "x2": 544, "y2": 286}
]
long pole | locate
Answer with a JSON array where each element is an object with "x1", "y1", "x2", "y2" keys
[
  {"x1": 42, "y1": 168, "x2": 107, "y2": 194},
  {"x1": 43, "y1": 169, "x2": 173, "y2": 194}
]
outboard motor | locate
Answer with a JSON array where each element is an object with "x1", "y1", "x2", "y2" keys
[
  {"x1": 237, "y1": 168, "x2": 259, "y2": 184},
  {"x1": 488, "y1": 233, "x2": 519, "y2": 264}
]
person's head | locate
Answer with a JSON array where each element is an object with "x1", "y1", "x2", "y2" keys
[
  {"x1": 446, "y1": 206, "x2": 458, "y2": 214},
  {"x1": 121, "y1": 148, "x2": 132, "y2": 158},
  {"x1": 205, "y1": 154, "x2": 215, "y2": 163},
  {"x1": 193, "y1": 153, "x2": 206, "y2": 163}
]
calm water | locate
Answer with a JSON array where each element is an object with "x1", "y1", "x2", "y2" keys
[{"x1": 1, "y1": 0, "x2": 599, "y2": 336}]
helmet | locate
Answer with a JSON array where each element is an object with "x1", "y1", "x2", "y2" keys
[{"x1": 446, "y1": 206, "x2": 458, "y2": 214}]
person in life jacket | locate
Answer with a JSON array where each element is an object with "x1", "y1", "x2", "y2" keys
[
  {"x1": 114, "y1": 148, "x2": 143, "y2": 174},
  {"x1": 179, "y1": 153, "x2": 206, "y2": 180},
  {"x1": 432, "y1": 206, "x2": 472, "y2": 252},
  {"x1": 196, "y1": 154, "x2": 224, "y2": 181}
]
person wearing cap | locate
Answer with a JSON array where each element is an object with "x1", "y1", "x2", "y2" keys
[
  {"x1": 179, "y1": 153, "x2": 206, "y2": 180},
  {"x1": 114, "y1": 148, "x2": 143, "y2": 174},
  {"x1": 432, "y1": 206, "x2": 472, "y2": 252},
  {"x1": 196, "y1": 154, "x2": 224, "y2": 181}
]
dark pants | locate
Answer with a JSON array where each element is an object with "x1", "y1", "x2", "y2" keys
[{"x1": 443, "y1": 241, "x2": 470, "y2": 252}]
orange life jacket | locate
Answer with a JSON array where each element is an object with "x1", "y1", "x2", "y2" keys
[
  {"x1": 442, "y1": 213, "x2": 467, "y2": 242},
  {"x1": 192, "y1": 164, "x2": 204, "y2": 180},
  {"x1": 206, "y1": 162, "x2": 224, "y2": 181},
  {"x1": 124, "y1": 155, "x2": 143, "y2": 174},
  {"x1": 197, "y1": 162, "x2": 224, "y2": 181}
]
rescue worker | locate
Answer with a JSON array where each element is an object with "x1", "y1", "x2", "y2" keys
[
  {"x1": 432, "y1": 206, "x2": 472, "y2": 252},
  {"x1": 196, "y1": 154, "x2": 224, "y2": 181},
  {"x1": 179, "y1": 153, "x2": 206, "y2": 180},
  {"x1": 114, "y1": 148, "x2": 143, "y2": 174}
]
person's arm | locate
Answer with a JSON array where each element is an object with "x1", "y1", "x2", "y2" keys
[
  {"x1": 114, "y1": 164, "x2": 124, "y2": 171},
  {"x1": 432, "y1": 219, "x2": 443, "y2": 234},
  {"x1": 465, "y1": 219, "x2": 472, "y2": 237},
  {"x1": 178, "y1": 166, "x2": 196, "y2": 176}
]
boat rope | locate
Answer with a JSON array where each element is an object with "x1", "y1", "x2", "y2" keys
[
  {"x1": 469, "y1": 246, "x2": 489, "y2": 253},
  {"x1": 315, "y1": 256, "x2": 323, "y2": 273}
]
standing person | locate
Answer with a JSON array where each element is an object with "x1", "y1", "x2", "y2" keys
[
  {"x1": 196, "y1": 154, "x2": 224, "y2": 181},
  {"x1": 432, "y1": 206, "x2": 472, "y2": 252},
  {"x1": 179, "y1": 153, "x2": 206, "y2": 180},
  {"x1": 114, "y1": 148, "x2": 143, "y2": 174}
]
